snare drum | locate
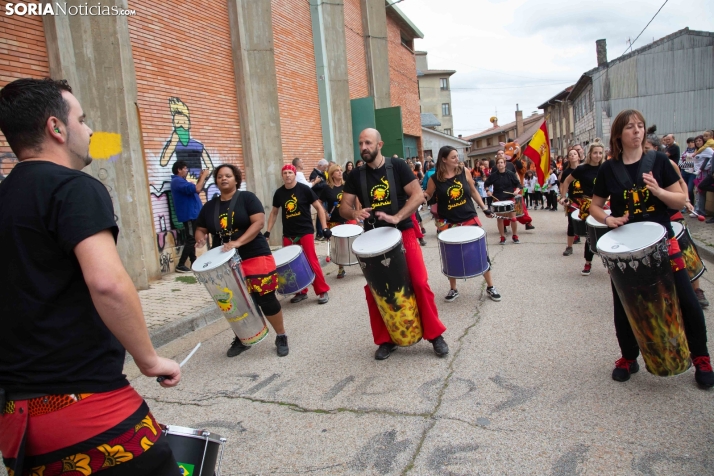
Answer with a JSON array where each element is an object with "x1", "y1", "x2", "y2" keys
[
  {"x1": 329, "y1": 224, "x2": 363, "y2": 266},
  {"x1": 672, "y1": 221, "x2": 706, "y2": 282},
  {"x1": 492, "y1": 200, "x2": 514, "y2": 218},
  {"x1": 598, "y1": 222, "x2": 691, "y2": 376},
  {"x1": 352, "y1": 227, "x2": 423, "y2": 346},
  {"x1": 438, "y1": 226, "x2": 489, "y2": 279},
  {"x1": 162, "y1": 424, "x2": 226, "y2": 476},
  {"x1": 585, "y1": 210, "x2": 611, "y2": 255},
  {"x1": 272, "y1": 245, "x2": 315, "y2": 295},
  {"x1": 570, "y1": 209, "x2": 587, "y2": 236},
  {"x1": 192, "y1": 247, "x2": 269, "y2": 346},
  {"x1": 513, "y1": 195, "x2": 525, "y2": 218}
]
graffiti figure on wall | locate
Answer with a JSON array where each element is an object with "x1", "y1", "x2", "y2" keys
[{"x1": 159, "y1": 97, "x2": 214, "y2": 178}]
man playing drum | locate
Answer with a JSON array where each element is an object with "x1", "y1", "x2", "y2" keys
[
  {"x1": 195, "y1": 164, "x2": 289, "y2": 358},
  {"x1": 0, "y1": 78, "x2": 182, "y2": 475},
  {"x1": 266, "y1": 164, "x2": 331, "y2": 304},
  {"x1": 424, "y1": 146, "x2": 502, "y2": 303},
  {"x1": 589, "y1": 109, "x2": 713, "y2": 388},
  {"x1": 484, "y1": 156, "x2": 522, "y2": 244},
  {"x1": 341, "y1": 128, "x2": 449, "y2": 360}
]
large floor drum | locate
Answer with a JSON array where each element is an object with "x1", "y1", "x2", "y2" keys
[
  {"x1": 597, "y1": 222, "x2": 691, "y2": 376},
  {"x1": 352, "y1": 227, "x2": 423, "y2": 346},
  {"x1": 671, "y1": 221, "x2": 706, "y2": 282},
  {"x1": 192, "y1": 247, "x2": 268, "y2": 346},
  {"x1": 329, "y1": 224, "x2": 363, "y2": 266},
  {"x1": 437, "y1": 226, "x2": 489, "y2": 279},
  {"x1": 272, "y1": 245, "x2": 315, "y2": 295}
]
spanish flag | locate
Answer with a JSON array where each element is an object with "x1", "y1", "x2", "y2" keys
[{"x1": 523, "y1": 121, "x2": 551, "y2": 186}]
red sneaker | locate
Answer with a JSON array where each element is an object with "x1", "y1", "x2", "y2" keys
[
  {"x1": 500, "y1": 236, "x2": 506, "y2": 245},
  {"x1": 512, "y1": 235, "x2": 520, "y2": 244},
  {"x1": 612, "y1": 357, "x2": 639, "y2": 382},
  {"x1": 693, "y1": 355, "x2": 714, "y2": 388},
  {"x1": 581, "y1": 263, "x2": 592, "y2": 276}
]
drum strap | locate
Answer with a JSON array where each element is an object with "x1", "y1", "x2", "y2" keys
[
  {"x1": 610, "y1": 151, "x2": 656, "y2": 218},
  {"x1": 360, "y1": 157, "x2": 400, "y2": 223},
  {"x1": 213, "y1": 191, "x2": 241, "y2": 244}
]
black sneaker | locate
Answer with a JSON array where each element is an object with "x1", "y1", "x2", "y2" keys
[
  {"x1": 512, "y1": 235, "x2": 520, "y2": 244},
  {"x1": 430, "y1": 335, "x2": 449, "y2": 357},
  {"x1": 290, "y1": 293, "x2": 308, "y2": 303},
  {"x1": 692, "y1": 355, "x2": 714, "y2": 388},
  {"x1": 227, "y1": 337, "x2": 251, "y2": 357},
  {"x1": 563, "y1": 247, "x2": 573, "y2": 256},
  {"x1": 375, "y1": 343, "x2": 397, "y2": 360},
  {"x1": 419, "y1": 238, "x2": 427, "y2": 246},
  {"x1": 275, "y1": 335, "x2": 289, "y2": 357},
  {"x1": 175, "y1": 265, "x2": 191, "y2": 273},
  {"x1": 525, "y1": 223, "x2": 535, "y2": 230},
  {"x1": 445, "y1": 289, "x2": 459, "y2": 302},
  {"x1": 486, "y1": 286, "x2": 501, "y2": 302},
  {"x1": 612, "y1": 357, "x2": 639, "y2": 382},
  {"x1": 695, "y1": 288, "x2": 709, "y2": 308}
]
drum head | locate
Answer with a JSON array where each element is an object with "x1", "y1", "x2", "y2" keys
[
  {"x1": 492, "y1": 201, "x2": 513, "y2": 207},
  {"x1": 438, "y1": 226, "x2": 485, "y2": 244},
  {"x1": 671, "y1": 221, "x2": 684, "y2": 238},
  {"x1": 331, "y1": 224, "x2": 363, "y2": 238},
  {"x1": 571, "y1": 209, "x2": 582, "y2": 222},
  {"x1": 352, "y1": 227, "x2": 401, "y2": 257},
  {"x1": 597, "y1": 222, "x2": 666, "y2": 254},
  {"x1": 585, "y1": 210, "x2": 611, "y2": 228},
  {"x1": 192, "y1": 247, "x2": 235, "y2": 272},
  {"x1": 272, "y1": 245, "x2": 302, "y2": 267},
  {"x1": 162, "y1": 424, "x2": 225, "y2": 444}
]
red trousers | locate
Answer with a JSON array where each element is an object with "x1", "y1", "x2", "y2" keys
[
  {"x1": 410, "y1": 214, "x2": 424, "y2": 238},
  {"x1": 503, "y1": 206, "x2": 532, "y2": 226},
  {"x1": 283, "y1": 235, "x2": 330, "y2": 295},
  {"x1": 364, "y1": 227, "x2": 446, "y2": 345}
]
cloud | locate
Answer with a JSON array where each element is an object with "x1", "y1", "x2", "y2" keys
[{"x1": 398, "y1": 0, "x2": 714, "y2": 135}]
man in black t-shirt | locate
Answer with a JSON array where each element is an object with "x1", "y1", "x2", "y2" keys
[
  {"x1": 663, "y1": 134, "x2": 681, "y2": 164},
  {"x1": 0, "y1": 79, "x2": 181, "y2": 475},
  {"x1": 266, "y1": 164, "x2": 331, "y2": 304},
  {"x1": 341, "y1": 128, "x2": 449, "y2": 360},
  {"x1": 310, "y1": 159, "x2": 329, "y2": 240}
]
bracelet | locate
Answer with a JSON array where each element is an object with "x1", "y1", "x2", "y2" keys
[{"x1": 604, "y1": 216, "x2": 610, "y2": 225}]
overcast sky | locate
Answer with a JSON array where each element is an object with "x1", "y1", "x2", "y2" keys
[{"x1": 397, "y1": 0, "x2": 714, "y2": 137}]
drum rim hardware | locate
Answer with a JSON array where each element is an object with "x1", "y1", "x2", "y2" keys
[
  {"x1": 162, "y1": 424, "x2": 227, "y2": 476},
  {"x1": 437, "y1": 225, "x2": 490, "y2": 279},
  {"x1": 597, "y1": 223, "x2": 667, "y2": 272}
]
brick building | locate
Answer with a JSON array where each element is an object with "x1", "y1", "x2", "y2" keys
[{"x1": 0, "y1": 0, "x2": 424, "y2": 286}]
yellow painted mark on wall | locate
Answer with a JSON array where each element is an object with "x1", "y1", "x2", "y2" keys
[{"x1": 89, "y1": 132, "x2": 122, "y2": 161}]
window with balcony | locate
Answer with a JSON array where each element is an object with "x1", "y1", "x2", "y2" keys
[
  {"x1": 440, "y1": 78, "x2": 449, "y2": 90},
  {"x1": 442, "y1": 103, "x2": 450, "y2": 116}
]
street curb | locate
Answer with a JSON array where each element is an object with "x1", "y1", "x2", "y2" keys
[{"x1": 149, "y1": 305, "x2": 223, "y2": 350}]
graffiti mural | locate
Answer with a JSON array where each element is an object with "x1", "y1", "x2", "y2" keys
[
  {"x1": 89, "y1": 131, "x2": 123, "y2": 162},
  {"x1": 147, "y1": 97, "x2": 218, "y2": 274}
]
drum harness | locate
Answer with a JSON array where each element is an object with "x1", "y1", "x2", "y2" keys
[
  {"x1": 609, "y1": 150, "x2": 656, "y2": 222},
  {"x1": 213, "y1": 190, "x2": 242, "y2": 246},
  {"x1": 359, "y1": 157, "x2": 400, "y2": 229}
]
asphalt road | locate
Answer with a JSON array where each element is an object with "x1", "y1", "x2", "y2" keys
[{"x1": 5, "y1": 207, "x2": 714, "y2": 475}]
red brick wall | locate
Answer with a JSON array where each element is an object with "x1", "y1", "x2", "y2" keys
[
  {"x1": 271, "y1": 0, "x2": 324, "y2": 171},
  {"x1": 127, "y1": 0, "x2": 243, "y2": 272},
  {"x1": 0, "y1": 0, "x2": 50, "y2": 177},
  {"x1": 386, "y1": 16, "x2": 421, "y2": 139},
  {"x1": 343, "y1": 0, "x2": 369, "y2": 100}
]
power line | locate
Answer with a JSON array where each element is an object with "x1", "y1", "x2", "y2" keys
[{"x1": 623, "y1": 0, "x2": 669, "y2": 55}]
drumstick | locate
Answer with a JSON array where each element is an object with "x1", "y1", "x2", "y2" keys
[{"x1": 157, "y1": 342, "x2": 201, "y2": 382}]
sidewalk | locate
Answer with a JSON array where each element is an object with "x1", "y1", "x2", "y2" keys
[{"x1": 139, "y1": 239, "x2": 334, "y2": 348}]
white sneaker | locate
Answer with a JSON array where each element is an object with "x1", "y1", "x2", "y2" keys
[{"x1": 690, "y1": 212, "x2": 699, "y2": 218}]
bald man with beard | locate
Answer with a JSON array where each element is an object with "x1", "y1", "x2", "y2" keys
[{"x1": 340, "y1": 128, "x2": 449, "y2": 360}]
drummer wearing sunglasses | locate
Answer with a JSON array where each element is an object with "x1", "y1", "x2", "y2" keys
[{"x1": 0, "y1": 79, "x2": 182, "y2": 475}]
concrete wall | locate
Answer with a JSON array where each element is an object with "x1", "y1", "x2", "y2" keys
[
  {"x1": 418, "y1": 74, "x2": 453, "y2": 134},
  {"x1": 421, "y1": 128, "x2": 468, "y2": 160},
  {"x1": 344, "y1": 0, "x2": 370, "y2": 99},
  {"x1": 0, "y1": 5, "x2": 50, "y2": 180},
  {"x1": 127, "y1": 0, "x2": 244, "y2": 273},
  {"x1": 361, "y1": 0, "x2": 390, "y2": 109},
  {"x1": 573, "y1": 83, "x2": 597, "y2": 147},
  {"x1": 44, "y1": 1, "x2": 161, "y2": 288}
]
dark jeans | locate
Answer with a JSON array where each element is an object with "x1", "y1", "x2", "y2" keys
[
  {"x1": 681, "y1": 170, "x2": 696, "y2": 203},
  {"x1": 612, "y1": 269, "x2": 709, "y2": 360},
  {"x1": 534, "y1": 191, "x2": 543, "y2": 206},
  {"x1": 546, "y1": 191, "x2": 557, "y2": 210},
  {"x1": 179, "y1": 219, "x2": 197, "y2": 267}
]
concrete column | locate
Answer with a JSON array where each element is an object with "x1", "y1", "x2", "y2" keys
[
  {"x1": 43, "y1": 0, "x2": 160, "y2": 289},
  {"x1": 228, "y1": 0, "x2": 284, "y2": 244},
  {"x1": 310, "y1": 0, "x2": 354, "y2": 164},
  {"x1": 361, "y1": 0, "x2": 390, "y2": 108}
]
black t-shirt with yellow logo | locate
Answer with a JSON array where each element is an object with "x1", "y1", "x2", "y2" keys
[
  {"x1": 272, "y1": 182, "x2": 320, "y2": 237},
  {"x1": 196, "y1": 191, "x2": 271, "y2": 260},
  {"x1": 430, "y1": 168, "x2": 478, "y2": 223},
  {"x1": 592, "y1": 151, "x2": 679, "y2": 229},
  {"x1": 343, "y1": 157, "x2": 417, "y2": 231},
  {"x1": 569, "y1": 163, "x2": 600, "y2": 199},
  {"x1": 320, "y1": 184, "x2": 348, "y2": 224}
]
